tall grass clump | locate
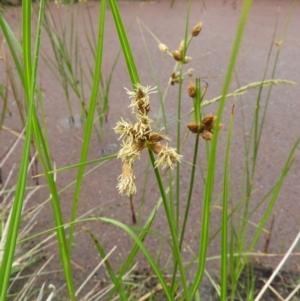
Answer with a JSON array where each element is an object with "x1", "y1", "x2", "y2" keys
[
  {"x1": 41, "y1": 1, "x2": 118, "y2": 139},
  {"x1": 0, "y1": 0, "x2": 299, "y2": 300}
]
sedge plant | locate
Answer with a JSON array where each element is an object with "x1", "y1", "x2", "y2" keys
[{"x1": 0, "y1": 0, "x2": 299, "y2": 300}]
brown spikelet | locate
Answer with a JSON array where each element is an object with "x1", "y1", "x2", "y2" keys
[
  {"x1": 202, "y1": 114, "x2": 216, "y2": 131},
  {"x1": 201, "y1": 130, "x2": 213, "y2": 141},
  {"x1": 137, "y1": 100, "x2": 150, "y2": 115},
  {"x1": 149, "y1": 132, "x2": 166, "y2": 143},
  {"x1": 187, "y1": 122, "x2": 200, "y2": 134},
  {"x1": 191, "y1": 22, "x2": 203, "y2": 37},
  {"x1": 170, "y1": 71, "x2": 180, "y2": 85},
  {"x1": 150, "y1": 142, "x2": 164, "y2": 155},
  {"x1": 172, "y1": 50, "x2": 182, "y2": 62},
  {"x1": 187, "y1": 81, "x2": 196, "y2": 98}
]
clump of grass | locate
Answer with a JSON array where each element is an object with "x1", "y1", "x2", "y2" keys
[
  {"x1": 0, "y1": 0, "x2": 299, "y2": 300},
  {"x1": 0, "y1": 134, "x2": 58, "y2": 300},
  {"x1": 106, "y1": 1, "x2": 299, "y2": 300},
  {"x1": 41, "y1": 2, "x2": 119, "y2": 140}
]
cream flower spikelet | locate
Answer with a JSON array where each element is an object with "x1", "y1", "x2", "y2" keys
[
  {"x1": 125, "y1": 84, "x2": 157, "y2": 114},
  {"x1": 117, "y1": 161, "x2": 136, "y2": 196},
  {"x1": 117, "y1": 139, "x2": 141, "y2": 163},
  {"x1": 154, "y1": 145, "x2": 183, "y2": 170},
  {"x1": 114, "y1": 118, "x2": 135, "y2": 140}
]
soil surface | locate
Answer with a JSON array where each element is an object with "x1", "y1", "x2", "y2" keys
[{"x1": 1, "y1": 0, "x2": 300, "y2": 299}]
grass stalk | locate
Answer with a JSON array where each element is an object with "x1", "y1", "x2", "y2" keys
[
  {"x1": 175, "y1": 0, "x2": 191, "y2": 233},
  {"x1": 101, "y1": 217, "x2": 174, "y2": 301},
  {"x1": 148, "y1": 149, "x2": 189, "y2": 300},
  {"x1": 179, "y1": 78, "x2": 201, "y2": 249},
  {"x1": 109, "y1": 0, "x2": 140, "y2": 86},
  {"x1": 190, "y1": 0, "x2": 253, "y2": 297},
  {"x1": 220, "y1": 104, "x2": 235, "y2": 301},
  {"x1": 0, "y1": 0, "x2": 43, "y2": 298},
  {"x1": 68, "y1": 0, "x2": 106, "y2": 252}
]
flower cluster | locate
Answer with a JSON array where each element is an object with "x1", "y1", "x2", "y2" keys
[
  {"x1": 114, "y1": 84, "x2": 182, "y2": 196},
  {"x1": 157, "y1": 22, "x2": 202, "y2": 85},
  {"x1": 158, "y1": 22, "x2": 203, "y2": 64},
  {"x1": 187, "y1": 115, "x2": 223, "y2": 141}
]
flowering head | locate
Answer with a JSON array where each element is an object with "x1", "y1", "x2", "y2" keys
[
  {"x1": 114, "y1": 84, "x2": 182, "y2": 196},
  {"x1": 187, "y1": 114, "x2": 223, "y2": 141}
]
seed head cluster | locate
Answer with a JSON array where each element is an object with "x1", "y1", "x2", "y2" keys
[
  {"x1": 187, "y1": 115, "x2": 223, "y2": 141},
  {"x1": 157, "y1": 21, "x2": 202, "y2": 85},
  {"x1": 114, "y1": 84, "x2": 182, "y2": 196}
]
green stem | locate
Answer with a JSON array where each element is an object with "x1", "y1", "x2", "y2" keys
[
  {"x1": 148, "y1": 149, "x2": 189, "y2": 300},
  {"x1": 179, "y1": 134, "x2": 199, "y2": 249}
]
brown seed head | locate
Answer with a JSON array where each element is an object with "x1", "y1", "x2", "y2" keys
[
  {"x1": 133, "y1": 140, "x2": 146, "y2": 152},
  {"x1": 187, "y1": 122, "x2": 200, "y2": 134},
  {"x1": 150, "y1": 142, "x2": 164, "y2": 155},
  {"x1": 137, "y1": 100, "x2": 150, "y2": 115},
  {"x1": 198, "y1": 114, "x2": 223, "y2": 141},
  {"x1": 136, "y1": 86, "x2": 145, "y2": 100},
  {"x1": 187, "y1": 81, "x2": 196, "y2": 98},
  {"x1": 191, "y1": 22, "x2": 203, "y2": 37},
  {"x1": 172, "y1": 50, "x2": 182, "y2": 62},
  {"x1": 201, "y1": 130, "x2": 213, "y2": 141},
  {"x1": 202, "y1": 114, "x2": 217, "y2": 131},
  {"x1": 149, "y1": 132, "x2": 166, "y2": 143},
  {"x1": 170, "y1": 71, "x2": 180, "y2": 85}
]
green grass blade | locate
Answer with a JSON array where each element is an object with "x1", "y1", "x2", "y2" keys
[
  {"x1": 220, "y1": 104, "x2": 235, "y2": 301},
  {"x1": 191, "y1": 0, "x2": 253, "y2": 297},
  {"x1": 109, "y1": 0, "x2": 140, "y2": 86},
  {"x1": 69, "y1": 0, "x2": 106, "y2": 252},
  {"x1": 107, "y1": 187, "x2": 167, "y2": 299},
  {"x1": 148, "y1": 149, "x2": 189, "y2": 299},
  {"x1": 249, "y1": 137, "x2": 300, "y2": 252},
  {"x1": 35, "y1": 4, "x2": 77, "y2": 299},
  {"x1": 46, "y1": 154, "x2": 117, "y2": 174},
  {"x1": 100, "y1": 217, "x2": 173, "y2": 301},
  {"x1": 0, "y1": 0, "x2": 34, "y2": 297},
  {"x1": 179, "y1": 78, "x2": 201, "y2": 249},
  {"x1": 175, "y1": 0, "x2": 192, "y2": 233},
  {"x1": 0, "y1": 17, "x2": 24, "y2": 86},
  {"x1": 1, "y1": 6, "x2": 77, "y2": 299},
  {"x1": 137, "y1": 19, "x2": 168, "y2": 131},
  {"x1": 83, "y1": 227, "x2": 127, "y2": 300}
]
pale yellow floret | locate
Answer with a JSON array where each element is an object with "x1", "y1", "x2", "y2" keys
[
  {"x1": 125, "y1": 84, "x2": 157, "y2": 112},
  {"x1": 114, "y1": 118, "x2": 134, "y2": 139},
  {"x1": 117, "y1": 139, "x2": 141, "y2": 163},
  {"x1": 154, "y1": 146, "x2": 182, "y2": 170},
  {"x1": 117, "y1": 161, "x2": 137, "y2": 196}
]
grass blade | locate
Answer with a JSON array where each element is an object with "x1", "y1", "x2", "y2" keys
[
  {"x1": 109, "y1": 0, "x2": 140, "y2": 86},
  {"x1": 69, "y1": 0, "x2": 106, "y2": 252},
  {"x1": 191, "y1": 0, "x2": 253, "y2": 297},
  {"x1": 100, "y1": 217, "x2": 173, "y2": 301},
  {"x1": 0, "y1": 0, "x2": 35, "y2": 297}
]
